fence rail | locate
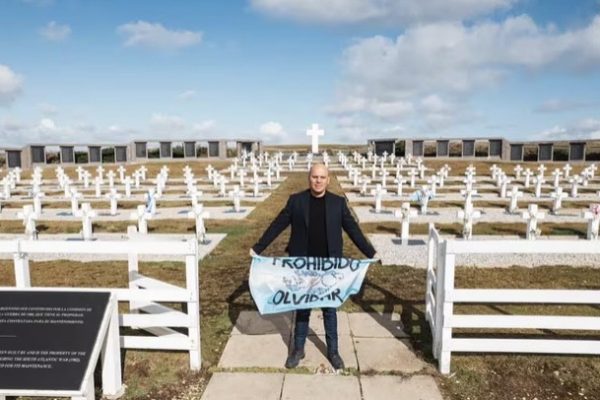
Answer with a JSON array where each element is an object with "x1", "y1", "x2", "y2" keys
[
  {"x1": 426, "y1": 228, "x2": 600, "y2": 374},
  {"x1": 1, "y1": 238, "x2": 202, "y2": 370}
]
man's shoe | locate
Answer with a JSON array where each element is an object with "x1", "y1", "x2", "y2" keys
[
  {"x1": 285, "y1": 349, "x2": 305, "y2": 369},
  {"x1": 327, "y1": 352, "x2": 345, "y2": 369}
]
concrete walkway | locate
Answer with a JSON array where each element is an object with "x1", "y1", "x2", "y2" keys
[{"x1": 201, "y1": 311, "x2": 443, "y2": 400}]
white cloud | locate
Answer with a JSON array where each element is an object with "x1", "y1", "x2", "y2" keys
[
  {"x1": 38, "y1": 102, "x2": 58, "y2": 116},
  {"x1": 150, "y1": 113, "x2": 186, "y2": 132},
  {"x1": 117, "y1": 21, "x2": 203, "y2": 50},
  {"x1": 259, "y1": 121, "x2": 287, "y2": 143},
  {"x1": 536, "y1": 118, "x2": 600, "y2": 140},
  {"x1": 251, "y1": 0, "x2": 517, "y2": 25},
  {"x1": 192, "y1": 120, "x2": 216, "y2": 133},
  {"x1": 0, "y1": 65, "x2": 24, "y2": 105},
  {"x1": 40, "y1": 21, "x2": 71, "y2": 41},
  {"x1": 331, "y1": 14, "x2": 600, "y2": 131},
  {"x1": 178, "y1": 90, "x2": 197, "y2": 100},
  {"x1": 534, "y1": 98, "x2": 589, "y2": 113}
]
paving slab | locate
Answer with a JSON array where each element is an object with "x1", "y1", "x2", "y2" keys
[
  {"x1": 299, "y1": 334, "x2": 357, "y2": 370},
  {"x1": 354, "y1": 338, "x2": 426, "y2": 373},
  {"x1": 348, "y1": 312, "x2": 408, "y2": 338},
  {"x1": 218, "y1": 334, "x2": 290, "y2": 368},
  {"x1": 201, "y1": 372, "x2": 284, "y2": 400},
  {"x1": 231, "y1": 311, "x2": 293, "y2": 335},
  {"x1": 361, "y1": 375, "x2": 443, "y2": 400},
  {"x1": 307, "y1": 310, "x2": 351, "y2": 336},
  {"x1": 281, "y1": 374, "x2": 361, "y2": 400}
]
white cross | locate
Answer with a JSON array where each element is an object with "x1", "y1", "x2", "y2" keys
[
  {"x1": 393, "y1": 202, "x2": 418, "y2": 245},
  {"x1": 533, "y1": 175, "x2": 545, "y2": 198},
  {"x1": 394, "y1": 175, "x2": 407, "y2": 197},
  {"x1": 370, "y1": 183, "x2": 387, "y2": 214},
  {"x1": 264, "y1": 169, "x2": 274, "y2": 188},
  {"x1": 229, "y1": 185, "x2": 245, "y2": 212},
  {"x1": 379, "y1": 168, "x2": 389, "y2": 189},
  {"x1": 133, "y1": 171, "x2": 141, "y2": 189},
  {"x1": 457, "y1": 207, "x2": 481, "y2": 240},
  {"x1": 522, "y1": 203, "x2": 545, "y2": 240},
  {"x1": 499, "y1": 175, "x2": 511, "y2": 198},
  {"x1": 76, "y1": 166, "x2": 85, "y2": 182},
  {"x1": 417, "y1": 185, "x2": 433, "y2": 215},
  {"x1": 418, "y1": 164, "x2": 426, "y2": 180},
  {"x1": 523, "y1": 169, "x2": 533, "y2": 188},
  {"x1": 551, "y1": 168, "x2": 563, "y2": 189},
  {"x1": 118, "y1": 165, "x2": 126, "y2": 182},
  {"x1": 569, "y1": 175, "x2": 582, "y2": 198},
  {"x1": 427, "y1": 175, "x2": 439, "y2": 196},
  {"x1": 407, "y1": 169, "x2": 417, "y2": 188},
  {"x1": 12, "y1": 167, "x2": 21, "y2": 183},
  {"x1": 77, "y1": 203, "x2": 97, "y2": 241},
  {"x1": 550, "y1": 186, "x2": 567, "y2": 214},
  {"x1": 96, "y1": 165, "x2": 105, "y2": 182},
  {"x1": 187, "y1": 186, "x2": 202, "y2": 208},
  {"x1": 489, "y1": 164, "x2": 499, "y2": 180},
  {"x1": 237, "y1": 169, "x2": 247, "y2": 188},
  {"x1": 105, "y1": 188, "x2": 121, "y2": 216},
  {"x1": 82, "y1": 170, "x2": 91, "y2": 189},
  {"x1": 188, "y1": 204, "x2": 210, "y2": 243},
  {"x1": 582, "y1": 204, "x2": 600, "y2": 240},
  {"x1": 139, "y1": 165, "x2": 148, "y2": 181},
  {"x1": 514, "y1": 165, "x2": 523, "y2": 179},
  {"x1": 359, "y1": 176, "x2": 370, "y2": 197},
  {"x1": 563, "y1": 164, "x2": 572, "y2": 178},
  {"x1": 94, "y1": 176, "x2": 103, "y2": 198},
  {"x1": 306, "y1": 123, "x2": 324, "y2": 154},
  {"x1": 589, "y1": 164, "x2": 598, "y2": 179},
  {"x1": 463, "y1": 175, "x2": 476, "y2": 192},
  {"x1": 107, "y1": 170, "x2": 116, "y2": 188},
  {"x1": 217, "y1": 175, "x2": 228, "y2": 197},
  {"x1": 508, "y1": 186, "x2": 523, "y2": 214},
  {"x1": 123, "y1": 176, "x2": 132, "y2": 198},
  {"x1": 205, "y1": 165, "x2": 215, "y2": 181},
  {"x1": 32, "y1": 191, "x2": 45, "y2": 215},
  {"x1": 69, "y1": 188, "x2": 82, "y2": 215},
  {"x1": 460, "y1": 188, "x2": 477, "y2": 216},
  {"x1": 537, "y1": 164, "x2": 547, "y2": 178},
  {"x1": 252, "y1": 177, "x2": 262, "y2": 197},
  {"x1": 130, "y1": 204, "x2": 151, "y2": 234},
  {"x1": 17, "y1": 205, "x2": 38, "y2": 240},
  {"x1": 145, "y1": 189, "x2": 157, "y2": 215},
  {"x1": 62, "y1": 177, "x2": 72, "y2": 198}
]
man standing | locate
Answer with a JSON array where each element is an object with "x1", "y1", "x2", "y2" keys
[{"x1": 251, "y1": 163, "x2": 377, "y2": 369}]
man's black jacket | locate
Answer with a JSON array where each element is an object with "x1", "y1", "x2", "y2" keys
[{"x1": 252, "y1": 190, "x2": 376, "y2": 258}]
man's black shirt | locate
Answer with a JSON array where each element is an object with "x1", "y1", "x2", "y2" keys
[{"x1": 307, "y1": 194, "x2": 328, "y2": 257}]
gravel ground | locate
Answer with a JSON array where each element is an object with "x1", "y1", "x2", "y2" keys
[
  {"x1": 0, "y1": 206, "x2": 255, "y2": 221},
  {"x1": 353, "y1": 206, "x2": 591, "y2": 223},
  {"x1": 369, "y1": 233, "x2": 600, "y2": 268}
]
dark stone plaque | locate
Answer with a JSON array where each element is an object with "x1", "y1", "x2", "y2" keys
[{"x1": 0, "y1": 291, "x2": 110, "y2": 392}]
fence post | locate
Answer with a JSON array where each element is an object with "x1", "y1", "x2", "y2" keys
[
  {"x1": 101, "y1": 295, "x2": 124, "y2": 398},
  {"x1": 185, "y1": 239, "x2": 201, "y2": 370},
  {"x1": 425, "y1": 224, "x2": 436, "y2": 324},
  {"x1": 439, "y1": 240, "x2": 455, "y2": 374},
  {"x1": 13, "y1": 249, "x2": 31, "y2": 288},
  {"x1": 127, "y1": 228, "x2": 140, "y2": 316}
]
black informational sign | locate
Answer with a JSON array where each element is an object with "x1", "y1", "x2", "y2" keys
[{"x1": 0, "y1": 291, "x2": 110, "y2": 391}]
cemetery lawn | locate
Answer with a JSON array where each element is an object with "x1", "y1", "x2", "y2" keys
[{"x1": 2, "y1": 161, "x2": 600, "y2": 399}]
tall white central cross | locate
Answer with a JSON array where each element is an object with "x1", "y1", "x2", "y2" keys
[{"x1": 306, "y1": 123, "x2": 324, "y2": 154}]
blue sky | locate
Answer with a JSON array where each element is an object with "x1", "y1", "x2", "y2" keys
[{"x1": 0, "y1": 0, "x2": 599, "y2": 147}]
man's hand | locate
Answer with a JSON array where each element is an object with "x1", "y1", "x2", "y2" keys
[{"x1": 249, "y1": 248, "x2": 258, "y2": 257}]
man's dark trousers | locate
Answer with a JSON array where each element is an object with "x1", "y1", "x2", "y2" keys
[{"x1": 294, "y1": 307, "x2": 337, "y2": 354}]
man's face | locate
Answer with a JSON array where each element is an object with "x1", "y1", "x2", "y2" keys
[{"x1": 309, "y1": 165, "x2": 330, "y2": 197}]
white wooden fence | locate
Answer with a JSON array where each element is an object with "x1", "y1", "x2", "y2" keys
[
  {"x1": 0, "y1": 238, "x2": 202, "y2": 370},
  {"x1": 426, "y1": 226, "x2": 600, "y2": 374}
]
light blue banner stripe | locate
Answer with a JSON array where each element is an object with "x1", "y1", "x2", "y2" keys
[{"x1": 249, "y1": 256, "x2": 374, "y2": 315}]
